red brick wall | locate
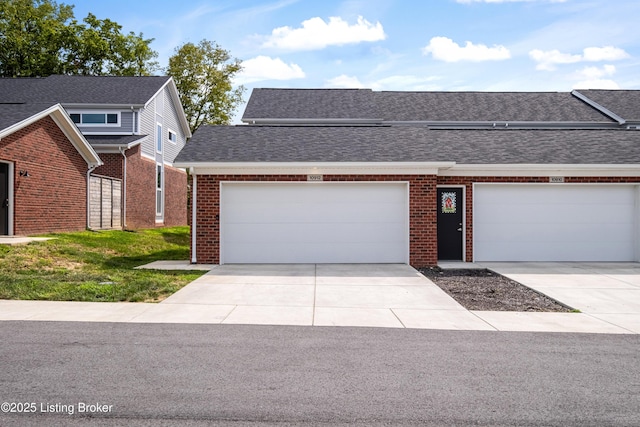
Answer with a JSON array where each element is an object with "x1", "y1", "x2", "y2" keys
[
  {"x1": 163, "y1": 165, "x2": 187, "y2": 226},
  {"x1": 124, "y1": 145, "x2": 156, "y2": 229},
  {"x1": 437, "y1": 176, "x2": 640, "y2": 262},
  {"x1": 192, "y1": 175, "x2": 438, "y2": 267},
  {"x1": 0, "y1": 117, "x2": 88, "y2": 235},
  {"x1": 193, "y1": 174, "x2": 640, "y2": 266},
  {"x1": 93, "y1": 154, "x2": 123, "y2": 179},
  {"x1": 121, "y1": 146, "x2": 187, "y2": 229}
]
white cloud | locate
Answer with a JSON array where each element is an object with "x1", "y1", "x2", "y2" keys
[
  {"x1": 529, "y1": 49, "x2": 581, "y2": 70},
  {"x1": 530, "y1": 46, "x2": 630, "y2": 71},
  {"x1": 572, "y1": 65, "x2": 620, "y2": 89},
  {"x1": 325, "y1": 74, "x2": 365, "y2": 88},
  {"x1": 325, "y1": 74, "x2": 443, "y2": 91},
  {"x1": 369, "y1": 75, "x2": 442, "y2": 91},
  {"x1": 422, "y1": 37, "x2": 511, "y2": 62},
  {"x1": 582, "y1": 46, "x2": 630, "y2": 62},
  {"x1": 236, "y1": 56, "x2": 305, "y2": 84},
  {"x1": 261, "y1": 16, "x2": 385, "y2": 51}
]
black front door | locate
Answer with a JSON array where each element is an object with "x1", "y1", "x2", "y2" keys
[
  {"x1": 437, "y1": 188, "x2": 463, "y2": 260},
  {"x1": 0, "y1": 163, "x2": 8, "y2": 235}
]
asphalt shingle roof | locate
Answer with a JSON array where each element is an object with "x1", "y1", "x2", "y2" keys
[
  {"x1": 0, "y1": 75, "x2": 171, "y2": 105},
  {"x1": 243, "y1": 88, "x2": 379, "y2": 120},
  {"x1": 0, "y1": 102, "x2": 59, "y2": 132},
  {"x1": 175, "y1": 125, "x2": 640, "y2": 165},
  {"x1": 85, "y1": 134, "x2": 147, "y2": 147},
  {"x1": 241, "y1": 89, "x2": 616, "y2": 123},
  {"x1": 576, "y1": 90, "x2": 640, "y2": 122},
  {"x1": 376, "y1": 91, "x2": 613, "y2": 122}
]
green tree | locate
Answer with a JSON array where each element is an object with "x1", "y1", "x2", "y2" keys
[
  {"x1": 0, "y1": 0, "x2": 74, "y2": 76},
  {"x1": 64, "y1": 13, "x2": 158, "y2": 76},
  {"x1": 0, "y1": 0, "x2": 158, "y2": 77},
  {"x1": 166, "y1": 40, "x2": 245, "y2": 132}
]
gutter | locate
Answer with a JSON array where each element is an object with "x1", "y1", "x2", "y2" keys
[
  {"x1": 190, "y1": 168, "x2": 197, "y2": 264},
  {"x1": 119, "y1": 147, "x2": 127, "y2": 229},
  {"x1": 242, "y1": 118, "x2": 384, "y2": 126}
]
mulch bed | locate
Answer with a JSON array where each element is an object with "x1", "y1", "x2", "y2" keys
[{"x1": 419, "y1": 267, "x2": 573, "y2": 312}]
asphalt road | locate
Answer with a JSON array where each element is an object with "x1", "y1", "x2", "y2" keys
[{"x1": 0, "y1": 321, "x2": 638, "y2": 426}]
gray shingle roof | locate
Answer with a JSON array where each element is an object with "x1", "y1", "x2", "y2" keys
[
  {"x1": 376, "y1": 91, "x2": 613, "y2": 122},
  {"x1": 241, "y1": 88, "x2": 616, "y2": 123},
  {"x1": 175, "y1": 125, "x2": 640, "y2": 165},
  {"x1": 0, "y1": 102, "x2": 59, "y2": 132},
  {"x1": 0, "y1": 75, "x2": 171, "y2": 105},
  {"x1": 576, "y1": 90, "x2": 640, "y2": 122},
  {"x1": 85, "y1": 134, "x2": 147, "y2": 148},
  {"x1": 243, "y1": 88, "x2": 379, "y2": 120}
]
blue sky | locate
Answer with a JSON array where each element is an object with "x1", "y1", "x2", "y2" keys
[{"x1": 71, "y1": 0, "x2": 640, "y2": 120}]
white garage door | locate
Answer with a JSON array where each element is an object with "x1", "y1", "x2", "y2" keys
[
  {"x1": 474, "y1": 184, "x2": 638, "y2": 262},
  {"x1": 220, "y1": 182, "x2": 408, "y2": 264}
]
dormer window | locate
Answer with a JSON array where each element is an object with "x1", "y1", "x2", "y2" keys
[{"x1": 69, "y1": 112, "x2": 119, "y2": 126}]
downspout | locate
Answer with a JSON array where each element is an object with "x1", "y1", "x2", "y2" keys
[
  {"x1": 191, "y1": 167, "x2": 197, "y2": 264},
  {"x1": 86, "y1": 165, "x2": 98, "y2": 230},
  {"x1": 119, "y1": 147, "x2": 127, "y2": 229}
]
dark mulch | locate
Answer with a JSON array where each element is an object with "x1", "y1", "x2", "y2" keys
[{"x1": 419, "y1": 267, "x2": 573, "y2": 312}]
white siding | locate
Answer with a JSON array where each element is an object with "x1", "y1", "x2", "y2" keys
[
  {"x1": 163, "y1": 88, "x2": 186, "y2": 163},
  {"x1": 139, "y1": 97, "x2": 156, "y2": 158}
]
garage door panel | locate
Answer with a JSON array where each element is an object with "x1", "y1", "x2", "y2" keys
[
  {"x1": 225, "y1": 242, "x2": 407, "y2": 264},
  {"x1": 228, "y1": 203, "x2": 403, "y2": 224},
  {"x1": 474, "y1": 185, "x2": 637, "y2": 262},
  {"x1": 221, "y1": 183, "x2": 408, "y2": 264},
  {"x1": 225, "y1": 222, "x2": 406, "y2": 244}
]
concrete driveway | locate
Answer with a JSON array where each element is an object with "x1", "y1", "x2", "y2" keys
[
  {"x1": 1, "y1": 263, "x2": 638, "y2": 333},
  {"x1": 159, "y1": 264, "x2": 493, "y2": 330},
  {"x1": 482, "y1": 262, "x2": 640, "y2": 334}
]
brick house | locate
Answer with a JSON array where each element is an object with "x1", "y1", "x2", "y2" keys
[
  {"x1": 0, "y1": 103, "x2": 102, "y2": 235},
  {"x1": 175, "y1": 89, "x2": 640, "y2": 266},
  {"x1": 0, "y1": 75, "x2": 192, "y2": 236}
]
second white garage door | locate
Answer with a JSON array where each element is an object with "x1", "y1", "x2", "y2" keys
[
  {"x1": 474, "y1": 184, "x2": 638, "y2": 262},
  {"x1": 220, "y1": 182, "x2": 409, "y2": 264}
]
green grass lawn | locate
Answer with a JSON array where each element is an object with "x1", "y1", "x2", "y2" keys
[{"x1": 0, "y1": 226, "x2": 204, "y2": 302}]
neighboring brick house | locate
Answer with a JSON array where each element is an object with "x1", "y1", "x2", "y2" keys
[
  {"x1": 0, "y1": 75, "x2": 192, "y2": 235},
  {"x1": 175, "y1": 88, "x2": 640, "y2": 266},
  {"x1": 0, "y1": 103, "x2": 102, "y2": 235}
]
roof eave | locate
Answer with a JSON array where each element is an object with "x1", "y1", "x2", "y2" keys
[
  {"x1": 440, "y1": 163, "x2": 640, "y2": 177},
  {"x1": 90, "y1": 138, "x2": 144, "y2": 153},
  {"x1": 174, "y1": 161, "x2": 456, "y2": 175},
  {"x1": 62, "y1": 103, "x2": 146, "y2": 109}
]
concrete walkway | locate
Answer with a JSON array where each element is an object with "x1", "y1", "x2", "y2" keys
[{"x1": 0, "y1": 263, "x2": 638, "y2": 334}]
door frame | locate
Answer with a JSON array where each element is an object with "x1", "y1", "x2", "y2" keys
[
  {"x1": 0, "y1": 160, "x2": 14, "y2": 236},
  {"x1": 436, "y1": 185, "x2": 466, "y2": 262},
  {"x1": 219, "y1": 181, "x2": 410, "y2": 265}
]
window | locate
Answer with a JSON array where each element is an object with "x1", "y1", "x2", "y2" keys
[
  {"x1": 168, "y1": 130, "x2": 177, "y2": 144},
  {"x1": 156, "y1": 164, "x2": 163, "y2": 216},
  {"x1": 156, "y1": 123, "x2": 163, "y2": 153},
  {"x1": 69, "y1": 112, "x2": 119, "y2": 126}
]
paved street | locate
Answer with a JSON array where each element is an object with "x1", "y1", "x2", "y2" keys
[{"x1": 0, "y1": 321, "x2": 638, "y2": 426}]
